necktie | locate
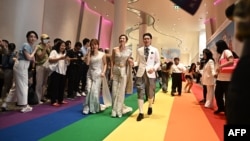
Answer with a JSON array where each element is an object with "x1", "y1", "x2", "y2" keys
[{"x1": 144, "y1": 47, "x2": 149, "y2": 61}]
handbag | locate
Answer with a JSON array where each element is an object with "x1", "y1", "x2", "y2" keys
[{"x1": 220, "y1": 58, "x2": 239, "y2": 73}]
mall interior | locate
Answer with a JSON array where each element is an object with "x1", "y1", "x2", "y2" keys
[{"x1": 0, "y1": 0, "x2": 249, "y2": 141}]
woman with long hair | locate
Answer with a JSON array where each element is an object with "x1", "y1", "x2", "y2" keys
[
  {"x1": 184, "y1": 63, "x2": 196, "y2": 93},
  {"x1": 201, "y1": 49, "x2": 216, "y2": 108},
  {"x1": 214, "y1": 40, "x2": 236, "y2": 114}
]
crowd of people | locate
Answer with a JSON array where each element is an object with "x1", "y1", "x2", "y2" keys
[
  {"x1": 0, "y1": 32, "x2": 162, "y2": 121},
  {"x1": 1, "y1": 0, "x2": 250, "y2": 124},
  {"x1": 156, "y1": 39, "x2": 239, "y2": 117},
  {"x1": 0, "y1": 31, "x2": 238, "y2": 120}
]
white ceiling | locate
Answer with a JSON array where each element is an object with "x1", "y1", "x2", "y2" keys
[{"x1": 84, "y1": 0, "x2": 236, "y2": 56}]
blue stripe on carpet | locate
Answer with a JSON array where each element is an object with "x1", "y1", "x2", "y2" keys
[{"x1": 0, "y1": 93, "x2": 137, "y2": 141}]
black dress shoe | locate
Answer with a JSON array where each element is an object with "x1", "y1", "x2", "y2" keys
[
  {"x1": 199, "y1": 99, "x2": 206, "y2": 104},
  {"x1": 147, "y1": 107, "x2": 152, "y2": 115},
  {"x1": 136, "y1": 113, "x2": 144, "y2": 121},
  {"x1": 171, "y1": 92, "x2": 175, "y2": 96}
]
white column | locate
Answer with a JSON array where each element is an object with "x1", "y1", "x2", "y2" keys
[
  {"x1": 139, "y1": 24, "x2": 147, "y2": 47},
  {"x1": 111, "y1": 0, "x2": 127, "y2": 48}
]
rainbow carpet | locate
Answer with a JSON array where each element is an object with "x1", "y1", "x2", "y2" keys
[{"x1": 0, "y1": 83, "x2": 225, "y2": 141}]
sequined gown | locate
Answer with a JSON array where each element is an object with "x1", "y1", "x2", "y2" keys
[
  {"x1": 83, "y1": 51, "x2": 105, "y2": 114},
  {"x1": 111, "y1": 48, "x2": 133, "y2": 117}
]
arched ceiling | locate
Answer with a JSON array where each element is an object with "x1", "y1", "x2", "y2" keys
[{"x1": 84, "y1": 0, "x2": 236, "y2": 54}]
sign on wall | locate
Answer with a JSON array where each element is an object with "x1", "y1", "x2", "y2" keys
[
  {"x1": 206, "y1": 22, "x2": 235, "y2": 61},
  {"x1": 161, "y1": 48, "x2": 181, "y2": 60},
  {"x1": 207, "y1": 22, "x2": 234, "y2": 51}
]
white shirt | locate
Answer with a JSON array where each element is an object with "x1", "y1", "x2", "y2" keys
[
  {"x1": 49, "y1": 50, "x2": 69, "y2": 75},
  {"x1": 172, "y1": 63, "x2": 186, "y2": 73},
  {"x1": 217, "y1": 49, "x2": 233, "y2": 81},
  {"x1": 81, "y1": 46, "x2": 88, "y2": 57},
  {"x1": 202, "y1": 59, "x2": 216, "y2": 85}
]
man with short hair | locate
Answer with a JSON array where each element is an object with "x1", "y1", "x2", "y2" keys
[
  {"x1": 79, "y1": 38, "x2": 90, "y2": 96},
  {"x1": 135, "y1": 33, "x2": 160, "y2": 121},
  {"x1": 66, "y1": 42, "x2": 84, "y2": 99},
  {"x1": 171, "y1": 57, "x2": 186, "y2": 96}
]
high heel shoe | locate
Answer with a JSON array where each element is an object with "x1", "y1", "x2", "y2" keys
[{"x1": 111, "y1": 110, "x2": 116, "y2": 117}]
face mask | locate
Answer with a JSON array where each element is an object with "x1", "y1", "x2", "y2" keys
[{"x1": 43, "y1": 39, "x2": 49, "y2": 43}]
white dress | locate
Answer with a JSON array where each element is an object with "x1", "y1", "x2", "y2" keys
[
  {"x1": 83, "y1": 51, "x2": 108, "y2": 114},
  {"x1": 111, "y1": 48, "x2": 133, "y2": 117}
]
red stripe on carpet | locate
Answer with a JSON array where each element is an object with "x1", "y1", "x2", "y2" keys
[{"x1": 191, "y1": 83, "x2": 225, "y2": 141}]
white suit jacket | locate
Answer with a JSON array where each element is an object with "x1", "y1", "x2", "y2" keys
[
  {"x1": 135, "y1": 45, "x2": 160, "y2": 78},
  {"x1": 202, "y1": 59, "x2": 216, "y2": 85}
]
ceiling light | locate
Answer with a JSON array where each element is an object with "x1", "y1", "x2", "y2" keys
[
  {"x1": 214, "y1": 0, "x2": 223, "y2": 6},
  {"x1": 174, "y1": 4, "x2": 179, "y2": 10}
]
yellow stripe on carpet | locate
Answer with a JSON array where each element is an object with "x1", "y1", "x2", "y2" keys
[{"x1": 103, "y1": 91, "x2": 174, "y2": 141}]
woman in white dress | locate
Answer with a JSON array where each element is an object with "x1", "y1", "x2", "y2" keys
[
  {"x1": 201, "y1": 49, "x2": 216, "y2": 108},
  {"x1": 110, "y1": 34, "x2": 133, "y2": 118},
  {"x1": 82, "y1": 39, "x2": 110, "y2": 114}
]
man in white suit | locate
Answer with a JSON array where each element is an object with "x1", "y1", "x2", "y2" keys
[{"x1": 135, "y1": 33, "x2": 160, "y2": 121}]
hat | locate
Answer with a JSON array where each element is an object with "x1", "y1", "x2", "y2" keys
[{"x1": 40, "y1": 34, "x2": 50, "y2": 40}]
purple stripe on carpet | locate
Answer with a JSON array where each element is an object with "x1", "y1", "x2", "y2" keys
[{"x1": 0, "y1": 97, "x2": 84, "y2": 129}]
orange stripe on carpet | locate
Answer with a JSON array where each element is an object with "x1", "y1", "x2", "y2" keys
[{"x1": 164, "y1": 92, "x2": 220, "y2": 141}]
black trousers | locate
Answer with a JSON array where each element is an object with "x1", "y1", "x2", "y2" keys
[
  {"x1": 49, "y1": 72, "x2": 66, "y2": 104},
  {"x1": 171, "y1": 73, "x2": 182, "y2": 95},
  {"x1": 203, "y1": 85, "x2": 207, "y2": 100},
  {"x1": 80, "y1": 63, "x2": 89, "y2": 92},
  {"x1": 214, "y1": 80, "x2": 230, "y2": 111},
  {"x1": 67, "y1": 65, "x2": 82, "y2": 98}
]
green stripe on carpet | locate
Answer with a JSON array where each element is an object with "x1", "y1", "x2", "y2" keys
[{"x1": 40, "y1": 85, "x2": 160, "y2": 141}]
